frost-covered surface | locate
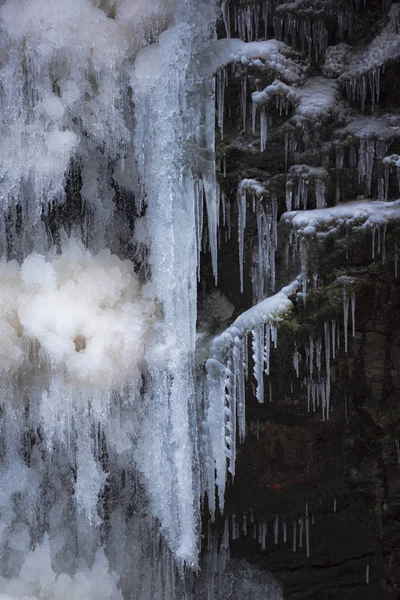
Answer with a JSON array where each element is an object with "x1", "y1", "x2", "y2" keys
[
  {"x1": 335, "y1": 114, "x2": 400, "y2": 141},
  {"x1": 338, "y1": 4, "x2": 400, "y2": 110},
  {"x1": 339, "y1": 3, "x2": 400, "y2": 82},
  {"x1": 323, "y1": 43, "x2": 352, "y2": 77},
  {"x1": 282, "y1": 200, "x2": 400, "y2": 237},
  {"x1": 204, "y1": 279, "x2": 301, "y2": 513}
]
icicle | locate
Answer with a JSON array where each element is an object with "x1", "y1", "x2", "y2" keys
[
  {"x1": 260, "y1": 107, "x2": 267, "y2": 152},
  {"x1": 292, "y1": 520, "x2": 297, "y2": 552},
  {"x1": 216, "y1": 70, "x2": 226, "y2": 140},
  {"x1": 252, "y1": 102, "x2": 257, "y2": 134},
  {"x1": 298, "y1": 517, "x2": 304, "y2": 549},
  {"x1": 271, "y1": 323, "x2": 278, "y2": 349},
  {"x1": 261, "y1": 521, "x2": 267, "y2": 550},
  {"x1": 233, "y1": 340, "x2": 246, "y2": 443},
  {"x1": 221, "y1": 189, "x2": 226, "y2": 228},
  {"x1": 269, "y1": 380, "x2": 272, "y2": 403},
  {"x1": 274, "y1": 514, "x2": 279, "y2": 545},
  {"x1": 305, "y1": 503, "x2": 310, "y2": 558},
  {"x1": 366, "y1": 564, "x2": 370, "y2": 584},
  {"x1": 332, "y1": 319, "x2": 336, "y2": 360},
  {"x1": 344, "y1": 391, "x2": 348, "y2": 419},
  {"x1": 300, "y1": 239, "x2": 308, "y2": 301},
  {"x1": 343, "y1": 288, "x2": 349, "y2": 353},
  {"x1": 232, "y1": 514, "x2": 238, "y2": 540},
  {"x1": 238, "y1": 191, "x2": 247, "y2": 293},
  {"x1": 384, "y1": 163, "x2": 390, "y2": 201},
  {"x1": 241, "y1": 76, "x2": 247, "y2": 132},
  {"x1": 336, "y1": 148, "x2": 344, "y2": 202},
  {"x1": 283, "y1": 520, "x2": 287, "y2": 543},
  {"x1": 264, "y1": 324, "x2": 271, "y2": 376},
  {"x1": 351, "y1": 292, "x2": 356, "y2": 337},
  {"x1": 244, "y1": 332, "x2": 249, "y2": 379},
  {"x1": 242, "y1": 512, "x2": 247, "y2": 536},
  {"x1": 365, "y1": 139, "x2": 375, "y2": 196},
  {"x1": 324, "y1": 322, "x2": 331, "y2": 420},
  {"x1": 293, "y1": 345, "x2": 300, "y2": 378},
  {"x1": 252, "y1": 324, "x2": 265, "y2": 403},
  {"x1": 221, "y1": 1, "x2": 231, "y2": 38},
  {"x1": 315, "y1": 178, "x2": 326, "y2": 209},
  {"x1": 312, "y1": 381, "x2": 316, "y2": 412},
  {"x1": 315, "y1": 339, "x2": 322, "y2": 378},
  {"x1": 334, "y1": 497, "x2": 337, "y2": 513},
  {"x1": 358, "y1": 139, "x2": 366, "y2": 184},
  {"x1": 286, "y1": 179, "x2": 293, "y2": 212}
]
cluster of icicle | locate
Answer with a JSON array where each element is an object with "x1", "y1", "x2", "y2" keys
[
  {"x1": 236, "y1": 180, "x2": 278, "y2": 299},
  {"x1": 227, "y1": 504, "x2": 313, "y2": 557},
  {"x1": 204, "y1": 278, "x2": 301, "y2": 516},
  {"x1": 339, "y1": 3, "x2": 400, "y2": 112},
  {"x1": 221, "y1": 0, "x2": 354, "y2": 59}
]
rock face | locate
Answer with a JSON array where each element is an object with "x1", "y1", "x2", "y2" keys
[{"x1": 200, "y1": 0, "x2": 400, "y2": 598}]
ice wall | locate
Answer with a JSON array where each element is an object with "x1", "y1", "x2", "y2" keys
[{"x1": 0, "y1": 0, "x2": 220, "y2": 597}]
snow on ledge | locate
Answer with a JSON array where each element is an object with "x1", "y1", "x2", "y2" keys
[
  {"x1": 253, "y1": 76, "x2": 339, "y2": 121},
  {"x1": 281, "y1": 199, "x2": 400, "y2": 238},
  {"x1": 208, "y1": 277, "x2": 301, "y2": 361},
  {"x1": 202, "y1": 38, "x2": 306, "y2": 83}
]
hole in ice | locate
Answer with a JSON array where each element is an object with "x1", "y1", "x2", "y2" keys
[{"x1": 73, "y1": 334, "x2": 86, "y2": 352}]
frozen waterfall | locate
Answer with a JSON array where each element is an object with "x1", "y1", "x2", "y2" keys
[{"x1": 0, "y1": 0, "x2": 228, "y2": 597}]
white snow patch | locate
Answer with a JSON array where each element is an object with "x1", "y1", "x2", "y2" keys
[
  {"x1": 204, "y1": 38, "x2": 306, "y2": 83},
  {"x1": 282, "y1": 200, "x2": 400, "y2": 237},
  {"x1": 0, "y1": 240, "x2": 155, "y2": 389}
]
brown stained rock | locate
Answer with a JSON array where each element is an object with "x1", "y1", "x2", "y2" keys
[{"x1": 73, "y1": 335, "x2": 86, "y2": 353}]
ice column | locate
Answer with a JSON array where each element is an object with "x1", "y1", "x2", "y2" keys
[{"x1": 132, "y1": 0, "x2": 217, "y2": 565}]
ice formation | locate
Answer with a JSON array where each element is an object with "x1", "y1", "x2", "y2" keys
[
  {"x1": 0, "y1": 0, "x2": 220, "y2": 595},
  {"x1": 0, "y1": 241, "x2": 154, "y2": 387},
  {"x1": 1, "y1": 0, "x2": 399, "y2": 597},
  {"x1": 204, "y1": 278, "x2": 301, "y2": 513}
]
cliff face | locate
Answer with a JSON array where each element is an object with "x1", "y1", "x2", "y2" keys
[{"x1": 200, "y1": 1, "x2": 400, "y2": 598}]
